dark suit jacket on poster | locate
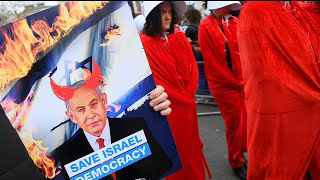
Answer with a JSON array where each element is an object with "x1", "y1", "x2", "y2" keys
[{"x1": 50, "y1": 117, "x2": 173, "y2": 180}]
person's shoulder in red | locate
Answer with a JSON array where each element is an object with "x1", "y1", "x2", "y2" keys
[
  {"x1": 139, "y1": 32, "x2": 155, "y2": 45},
  {"x1": 296, "y1": 1, "x2": 320, "y2": 25},
  {"x1": 229, "y1": 15, "x2": 238, "y2": 23},
  {"x1": 198, "y1": 15, "x2": 217, "y2": 39},
  {"x1": 170, "y1": 28, "x2": 192, "y2": 47},
  {"x1": 297, "y1": 1, "x2": 319, "y2": 12},
  {"x1": 139, "y1": 32, "x2": 149, "y2": 40},
  {"x1": 241, "y1": 1, "x2": 283, "y2": 15},
  {"x1": 239, "y1": 1, "x2": 284, "y2": 30},
  {"x1": 199, "y1": 15, "x2": 213, "y2": 28},
  {"x1": 173, "y1": 28, "x2": 187, "y2": 36}
]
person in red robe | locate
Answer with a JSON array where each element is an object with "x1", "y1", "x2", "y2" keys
[
  {"x1": 140, "y1": 1, "x2": 212, "y2": 179},
  {"x1": 238, "y1": 1, "x2": 320, "y2": 179},
  {"x1": 198, "y1": 2, "x2": 247, "y2": 179}
]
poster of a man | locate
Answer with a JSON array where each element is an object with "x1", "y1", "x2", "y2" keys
[
  {"x1": 49, "y1": 62, "x2": 173, "y2": 179},
  {"x1": 0, "y1": 1, "x2": 182, "y2": 179}
]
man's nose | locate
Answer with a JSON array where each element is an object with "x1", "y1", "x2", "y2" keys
[{"x1": 86, "y1": 108, "x2": 95, "y2": 119}]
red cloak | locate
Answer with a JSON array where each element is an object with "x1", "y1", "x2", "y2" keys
[
  {"x1": 198, "y1": 15, "x2": 247, "y2": 169},
  {"x1": 140, "y1": 30, "x2": 211, "y2": 179},
  {"x1": 238, "y1": 2, "x2": 320, "y2": 179},
  {"x1": 298, "y1": 2, "x2": 320, "y2": 25}
]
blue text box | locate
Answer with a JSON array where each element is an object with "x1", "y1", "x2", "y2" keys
[{"x1": 71, "y1": 143, "x2": 151, "y2": 180}]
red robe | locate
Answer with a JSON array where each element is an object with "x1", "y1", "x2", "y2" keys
[
  {"x1": 140, "y1": 30, "x2": 211, "y2": 179},
  {"x1": 198, "y1": 15, "x2": 247, "y2": 169},
  {"x1": 298, "y1": 2, "x2": 320, "y2": 25},
  {"x1": 238, "y1": 2, "x2": 320, "y2": 179}
]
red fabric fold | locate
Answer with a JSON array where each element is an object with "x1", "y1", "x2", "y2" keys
[
  {"x1": 199, "y1": 16, "x2": 243, "y2": 92},
  {"x1": 198, "y1": 15, "x2": 247, "y2": 168},
  {"x1": 238, "y1": 2, "x2": 320, "y2": 179},
  {"x1": 298, "y1": 2, "x2": 320, "y2": 26},
  {"x1": 140, "y1": 30, "x2": 210, "y2": 180}
]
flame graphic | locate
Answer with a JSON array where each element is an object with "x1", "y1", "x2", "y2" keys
[
  {"x1": 1, "y1": 90, "x2": 59, "y2": 178},
  {"x1": 100, "y1": 25, "x2": 121, "y2": 47},
  {"x1": 0, "y1": 97, "x2": 18, "y2": 113},
  {"x1": 1, "y1": 2, "x2": 110, "y2": 177},
  {"x1": 23, "y1": 132, "x2": 58, "y2": 179},
  {"x1": 1, "y1": 90, "x2": 34, "y2": 131},
  {"x1": 0, "y1": 1, "x2": 109, "y2": 90}
]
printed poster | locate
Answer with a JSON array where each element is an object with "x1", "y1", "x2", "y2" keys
[{"x1": 0, "y1": 1, "x2": 182, "y2": 179}]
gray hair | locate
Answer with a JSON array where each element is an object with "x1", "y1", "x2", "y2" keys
[{"x1": 65, "y1": 80, "x2": 103, "y2": 113}]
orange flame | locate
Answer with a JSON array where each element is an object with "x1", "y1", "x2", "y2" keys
[
  {"x1": 0, "y1": 1, "x2": 109, "y2": 89},
  {"x1": 0, "y1": 2, "x2": 110, "y2": 178},
  {"x1": 23, "y1": 132, "x2": 58, "y2": 179},
  {"x1": 1, "y1": 90, "x2": 59, "y2": 178},
  {"x1": 100, "y1": 27, "x2": 121, "y2": 47},
  {"x1": 0, "y1": 97, "x2": 18, "y2": 113},
  {"x1": 1, "y1": 89, "x2": 34, "y2": 131}
]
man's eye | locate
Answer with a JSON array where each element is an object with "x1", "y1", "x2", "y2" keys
[
  {"x1": 91, "y1": 102, "x2": 98, "y2": 107},
  {"x1": 78, "y1": 108, "x2": 84, "y2": 113}
]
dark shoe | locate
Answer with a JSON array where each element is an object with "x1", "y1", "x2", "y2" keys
[{"x1": 233, "y1": 164, "x2": 247, "y2": 180}]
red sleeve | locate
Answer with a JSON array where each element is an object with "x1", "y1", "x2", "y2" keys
[{"x1": 198, "y1": 21, "x2": 243, "y2": 90}]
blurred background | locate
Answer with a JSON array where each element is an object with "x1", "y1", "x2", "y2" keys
[
  {"x1": 0, "y1": 1, "x2": 240, "y2": 26},
  {"x1": 0, "y1": 1, "x2": 64, "y2": 26}
]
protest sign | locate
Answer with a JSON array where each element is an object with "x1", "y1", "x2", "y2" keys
[{"x1": 0, "y1": 1, "x2": 182, "y2": 179}]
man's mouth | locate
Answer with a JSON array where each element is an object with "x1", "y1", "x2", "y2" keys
[{"x1": 88, "y1": 119, "x2": 101, "y2": 127}]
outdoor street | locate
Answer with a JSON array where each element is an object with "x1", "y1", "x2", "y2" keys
[{"x1": 197, "y1": 103, "x2": 245, "y2": 180}]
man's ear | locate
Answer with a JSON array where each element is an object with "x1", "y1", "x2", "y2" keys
[
  {"x1": 101, "y1": 93, "x2": 108, "y2": 108},
  {"x1": 66, "y1": 111, "x2": 76, "y2": 123}
]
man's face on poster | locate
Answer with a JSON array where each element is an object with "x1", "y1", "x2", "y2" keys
[{"x1": 66, "y1": 85, "x2": 108, "y2": 137}]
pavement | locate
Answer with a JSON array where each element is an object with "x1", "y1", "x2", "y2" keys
[{"x1": 197, "y1": 103, "x2": 245, "y2": 180}]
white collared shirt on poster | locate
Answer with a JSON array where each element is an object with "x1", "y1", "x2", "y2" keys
[{"x1": 84, "y1": 121, "x2": 112, "y2": 151}]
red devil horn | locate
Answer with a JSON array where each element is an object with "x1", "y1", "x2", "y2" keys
[
  {"x1": 50, "y1": 78, "x2": 74, "y2": 101},
  {"x1": 85, "y1": 61, "x2": 102, "y2": 89}
]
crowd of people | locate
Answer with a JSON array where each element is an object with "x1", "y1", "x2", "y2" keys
[
  {"x1": 134, "y1": 1, "x2": 320, "y2": 179},
  {"x1": 1, "y1": 1, "x2": 319, "y2": 180}
]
